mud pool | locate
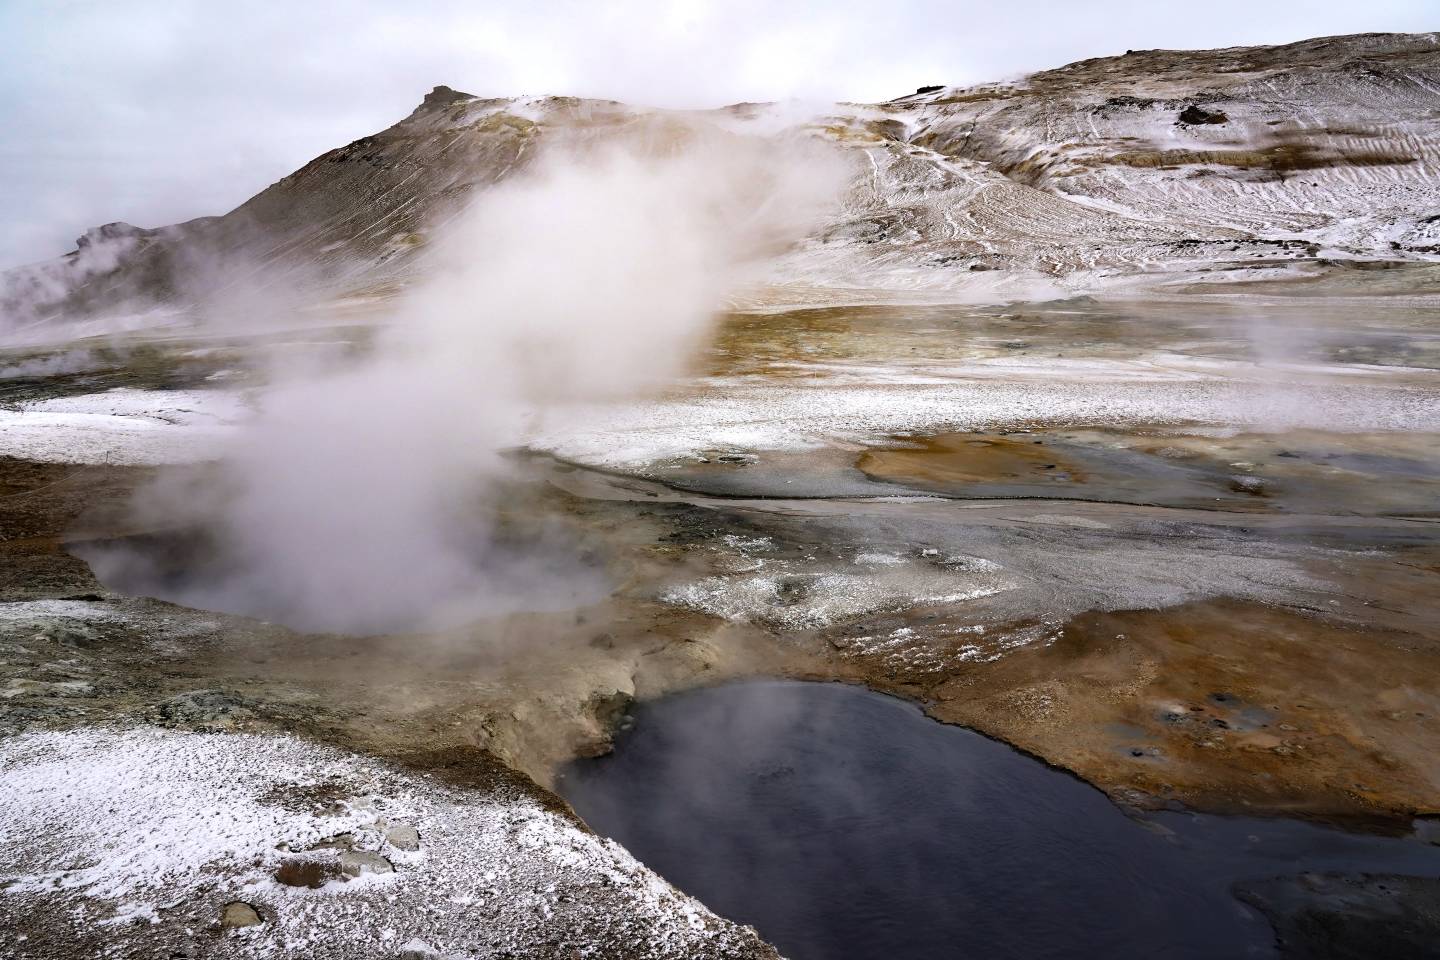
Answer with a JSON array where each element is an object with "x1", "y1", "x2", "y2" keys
[{"x1": 559, "y1": 680, "x2": 1440, "y2": 960}]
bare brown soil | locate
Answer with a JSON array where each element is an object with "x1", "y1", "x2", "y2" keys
[
  {"x1": 858, "y1": 433, "x2": 1087, "y2": 487},
  {"x1": 888, "y1": 599, "x2": 1440, "y2": 827}
]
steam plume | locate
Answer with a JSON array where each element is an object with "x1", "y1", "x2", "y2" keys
[{"x1": 91, "y1": 124, "x2": 848, "y2": 633}]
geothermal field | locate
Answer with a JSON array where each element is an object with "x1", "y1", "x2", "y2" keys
[{"x1": 3, "y1": 25, "x2": 1440, "y2": 960}]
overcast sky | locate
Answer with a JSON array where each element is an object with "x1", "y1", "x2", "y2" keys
[{"x1": 1, "y1": 0, "x2": 1434, "y2": 268}]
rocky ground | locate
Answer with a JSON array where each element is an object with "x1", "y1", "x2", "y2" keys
[
  {"x1": 3, "y1": 275, "x2": 1440, "y2": 957},
  {"x1": 1, "y1": 727, "x2": 776, "y2": 960}
]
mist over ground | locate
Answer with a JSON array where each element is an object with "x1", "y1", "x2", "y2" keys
[{"x1": 81, "y1": 127, "x2": 848, "y2": 633}]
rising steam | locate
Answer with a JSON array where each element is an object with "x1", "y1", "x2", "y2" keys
[{"x1": 87, "y1": 124, "x2": 848, "y2": 633}]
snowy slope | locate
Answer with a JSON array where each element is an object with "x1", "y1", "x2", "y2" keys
[{"x1": 4, "y1": 31, "x2": 1440, "y2": 331}]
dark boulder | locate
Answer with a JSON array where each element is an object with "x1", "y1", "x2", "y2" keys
[{"x1": 1177, "y1": 104, "x2": 1229, "y2": 125}]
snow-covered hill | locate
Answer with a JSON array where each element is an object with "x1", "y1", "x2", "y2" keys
[{"x1": 5, "y1": 31, "x2": 1440, "y2": 333}]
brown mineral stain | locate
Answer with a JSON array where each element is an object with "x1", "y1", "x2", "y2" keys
[
  {"x1": 911, "y1": 599, "x2": 1440, "y2": 828},
  {"x1": 857, "y1": 433, "x2": 1086, "y2": 489}
]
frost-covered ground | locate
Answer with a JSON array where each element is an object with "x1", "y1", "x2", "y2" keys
[
  {"x1": 0, "y1": 728, "x2": 774, "y2": 959},
  {"x1": 0, "y1": 388, "x2": 244, "y2": 464},
  {"x1": 5, "y1": 345, "x2": 1434, "y2": 470},
  {"x1": 538, "y1": 360, "x2": 1440, "y2": 470}
]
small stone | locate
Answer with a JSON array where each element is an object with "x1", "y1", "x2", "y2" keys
[
  {"x1": 385, "y1": 824, "x2": 420, "y2": 852},
  {"x1": 308, "y1": 832, "x2": 356, "y2": 851},
  {"x1": 339, "y1": 850, "x2": 394, "y2": 876},
  {"x1": 221, "y1": 901, "x2": 263, "y2": 929}
]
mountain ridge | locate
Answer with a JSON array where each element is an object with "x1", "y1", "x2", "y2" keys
[{"x1": 5, "y1": 30, "x2": 1440, "y2": 335}]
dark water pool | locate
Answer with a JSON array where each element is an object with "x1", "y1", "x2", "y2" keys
[{"x1": 558, "y1": 680, "x2": 1440, "y2": 960}]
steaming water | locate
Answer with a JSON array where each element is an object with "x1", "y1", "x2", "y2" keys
[
  {"x1": 559, "y1": 680, "x2": 1440, "y2": 960},
  {"x1": 71, "y1": 528, "x2": 612, "y2": 634}
]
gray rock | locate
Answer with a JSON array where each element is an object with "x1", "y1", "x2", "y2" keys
[
  {"x1": 148, "y1": 689, "x2": 255, "y2": 731},
  {"x1": 308, "y1": 831, "x2": 356, "y2": 851},
  {"x1": 32, "y1": 619, "x2": 102, "y2": 648},
  {"x1": 339, "y1": 850, "x2": 394, "y2": 876},
  {"x1": 1, "y1": 678, "x2": 93, "y2": 699},
  {"x1": 385, "y1": 824, "x2": 420, "y2": 852},
  {"x1": 220, "y1": 901, "x2": 263, "y2": 928}
]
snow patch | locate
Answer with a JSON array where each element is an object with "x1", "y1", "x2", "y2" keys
[
  {"x1": 0, "y1": 728, "x2": 766, "y2": 957},
  {"x1": 0, "y1": 388, "x2": 247, "y2": 465}
]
